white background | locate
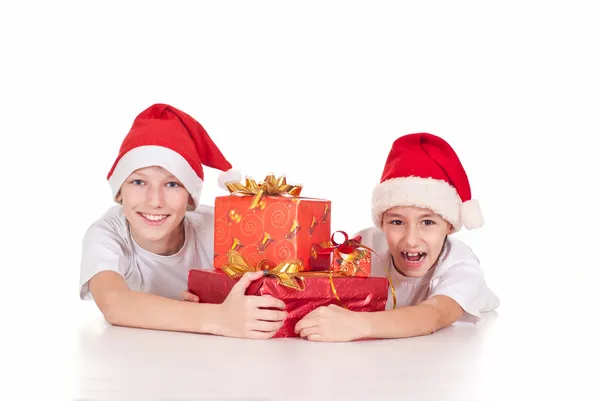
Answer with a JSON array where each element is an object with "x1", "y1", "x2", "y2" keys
[{"x1": 1, "y1": 1, "x2": 599, "y2": 400}]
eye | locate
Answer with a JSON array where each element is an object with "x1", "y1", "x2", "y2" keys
[
  {"x1": 166, "y1": 181, "x2": 180, "y2": 188},
  {"x1": 422, "y1": 219, "x2": 436, "y2": 226},
  {"x1": 131, "y1": 179, "x2": 144, "y2": 185},
  {"x1": 389, "y1": 219, "x2": 404, "y2": 226}
]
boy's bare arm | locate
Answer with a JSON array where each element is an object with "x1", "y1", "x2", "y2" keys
[
  {"x1": 88, "y1": 270, "x2": 287, "y2": 339},
  {"x1": 89, "y1": 271, "x2": 222, "y2": 334},
  {"x1": 363, "y1": 295, "x2": 465, "y2": 339}
]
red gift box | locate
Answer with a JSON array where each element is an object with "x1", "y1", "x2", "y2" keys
[
  {"x1": 322, "y1": 231, "x2": 372, "y2": 277},
  {"x1": 332, "y1": 248, "x2": 371, "y2": 277},
  {"x1": 214, "y1": 175, "x2": 331, "y2": 272},
  {"x1": 188, "y1": 269, "x2": 389, "y2": 338}
]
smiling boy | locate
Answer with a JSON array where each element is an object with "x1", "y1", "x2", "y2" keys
[
  {"x1": 295, "y1": 133, "x2": 500, "y2": 341},
  {"x1": 79, "y1": 104, "x2": 287, "y2": 339}
]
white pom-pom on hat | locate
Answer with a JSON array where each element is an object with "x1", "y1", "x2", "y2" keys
[
  {"x1": 218, "y1": 168, "x2": 243, "y2": 190},
  {"x1": 460, "y1": 199, "x2": 484, "y2": 229}
]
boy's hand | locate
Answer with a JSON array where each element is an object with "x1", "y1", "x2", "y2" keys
[
  {"x1": 294, "y1": 304, "x2": 369, "y2": 342},
  {"x1": 215, "y1": 271, "x2": 287, "y2": 339},
  {"x1": 181, "y1": 290, "x2": 199, "y2": 302}
]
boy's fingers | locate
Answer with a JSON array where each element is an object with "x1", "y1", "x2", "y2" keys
[
  {"x1": 183, "y1": 291, "x2": 199, "y2": 302},
  {"x1": 247, "y1": 330, "x2": 278, "y2": 340},
  {"x1": 255, "y1": 309, "x2": 287, "y2": 322},
  {"x1": 230, "y1": 271, "x2": 264, "y2": 295},
  {"x1": 294, "y1": 316, "x2": 318, "y2": 333},
  {"x1": 254, "y1": 295, "x2": 286, "y2": 310},
  {"x1": 299, "y1": 326, "x2": 321, "y2": 338},
  {"x1": 251, "y1": 320, "x2": 284, "y2": 333}
]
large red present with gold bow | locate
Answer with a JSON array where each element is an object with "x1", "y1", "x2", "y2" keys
[
  {"x1": 188, "y1": 251, "x2": 389, "y2": 338},
  {"x1": 214, "y1": 175, "x2": 331, "y2": 272}
]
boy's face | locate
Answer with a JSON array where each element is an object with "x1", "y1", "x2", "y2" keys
[
  {"x1": 382, "y1": 206, "x2": 452, "y2": 278},
  {"x1": 116, "y1": 166, "x2": 192, "y2": 250}
]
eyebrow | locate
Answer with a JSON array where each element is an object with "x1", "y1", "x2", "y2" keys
[
  {"x1": 129, "y1": 172, "x2": 178, "y2": 181},
  {"x1": 386, "y1": 212, "x2": 437, "y2": 219}
]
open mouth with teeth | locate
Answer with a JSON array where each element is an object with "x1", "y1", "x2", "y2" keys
[
  {"x1": 401, "y1": 251, "x2": 426, "y2": 264},
  {"x1": 138, "y1": 212, "x2": 170, "y2": 225}
]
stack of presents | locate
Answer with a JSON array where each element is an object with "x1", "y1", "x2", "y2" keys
[{"x1": 187, "y1": 175, "x2": 390, "y2": 338}]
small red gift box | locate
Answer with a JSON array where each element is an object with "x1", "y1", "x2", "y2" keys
[
  {"x1": 188, "y1": 269, "x2": 389, "y2": 338},
  {"x1": 214, "y1": 175, "x2": 331, "y2": 272},
  {"x1": 322, "y1": 231, "x2": 372, "y2": 277}
]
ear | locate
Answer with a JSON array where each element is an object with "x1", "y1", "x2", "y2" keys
[{"x1": 115, "y1": 191, "x2": 122, "y2": 203}]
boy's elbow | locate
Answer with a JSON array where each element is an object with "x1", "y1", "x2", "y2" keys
[
  {"x1": 423, "y1": 297, "x2": 464, "y2": 333},
  {"x1": 88, "y1": 271, "x2": 131, "y2": 325},
  {"x1": 96, "y1": 289, "x2": 127, "y2": 325},
  {"x1": 103, "y1": 307, "x2": 121, "y2": 326},
  {"x1": 420, "y1": 304, "x2": 454, "y2": 335},
  {"x1": 426, "y1": 307, "x2": 445, "y2": 334}
]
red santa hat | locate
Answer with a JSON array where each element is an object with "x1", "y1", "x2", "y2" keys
[
  {"x1": 372, "y1": 133, "x2": 483, "y2": 232},
  {"x1": 107, "y1": 103, "x2": 241, "y2": 211}
]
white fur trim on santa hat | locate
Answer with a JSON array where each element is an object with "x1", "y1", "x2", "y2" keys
[
  {"x1": 371, "y1": 176, "x2": 463, "y2": 231},
  {"x1": 460, "y1": 199, "x2": 484, "y2": 229},
  {"x1": 218, "y1": 168, "x2": 242, "y2": 190},
  {"x1": 108, "y1": 145, "x2": 204, "y2": 211}
]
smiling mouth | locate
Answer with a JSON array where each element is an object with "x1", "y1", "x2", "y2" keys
[
  {"x1": 138, "y1": 212, "x2": 169, "y2": 222},
  {"x1": 401, "y1": 251, "x2": 426, "y2": 263}
]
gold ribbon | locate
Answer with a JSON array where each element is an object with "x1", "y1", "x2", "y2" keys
[
  {"x1": 220, "y1": 250, "x2": 397, "y2": 310},
  {"x1": 219, "y1": 250, "x2": 357, "y2": 308},
  {"x1": 220, "y1": 250, "x2": 306, "y2": 290},
  {"x1": 336, "y1": 250, "x2": 372, "y2": 276},
  {"x1": 224, "y1": 175, "x2": 303, "y2": 210},
  {"x1": 386, "y1": 271, "x2": 398, "y2": 310}
]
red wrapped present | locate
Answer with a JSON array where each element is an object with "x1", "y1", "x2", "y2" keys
[
  {"x1": 214, "y1": 175, "x2": 331, "y2": 272},
  {"x1": 320, "y1": 231, "x2": 372, "y2": 277},
  {"x1": 188, "y1": 251, "x2": 389, "y2": 338}
]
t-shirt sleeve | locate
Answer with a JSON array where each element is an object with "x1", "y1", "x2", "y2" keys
[
  {"x1": 429, "y1": 262, "x2": 492, "y2": 326},
  {"x1": 79, "y1": 222, "x2": 129, "y2": 301}
]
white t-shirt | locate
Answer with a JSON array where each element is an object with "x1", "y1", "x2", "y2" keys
[
  {"x1": 355, "y1": 226, "x2": 500, "y2": 326},
  {"x1": 79, "y1": 205, "x2": 215, "y2": 301}
]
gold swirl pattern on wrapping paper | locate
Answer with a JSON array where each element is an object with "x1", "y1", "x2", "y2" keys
[
  {"x1": 274, "y1": 240, "x2": 296, "y2": 263},
  {"x1": 214, "y1": 219, "x2": 230, "y2": 245},
  {"x1": 240, "y1": 213, "x2": 262, "y2": 239},
  {"x1": 265, "y1": 202, "x2": 290, "y2": 229}
]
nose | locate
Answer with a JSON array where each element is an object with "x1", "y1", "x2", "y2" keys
[
  {"x1": 146, "y1": 184, "x2": 164, "y2": 208},
  {"x1": 405, "y1": 224, "x2": 421, "y2": 248}
]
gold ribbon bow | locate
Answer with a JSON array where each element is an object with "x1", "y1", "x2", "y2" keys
[
  {"x1": 220, "y1": 250, "x2": 307, "y2": 290},
  {"x1": 219, "y1": 250, "x2": 359, "y2": 309},
  {"x1": 224, "y1": 175, "x2": 303, "y2": 210}
]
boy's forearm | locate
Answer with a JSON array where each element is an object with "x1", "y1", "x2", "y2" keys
[
  {"x1": 102, "y1": 290, "x2": 222, "y2": 335},
  {"x1": 362, "y1": 304, "x2": 441, "y2": 339}
]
